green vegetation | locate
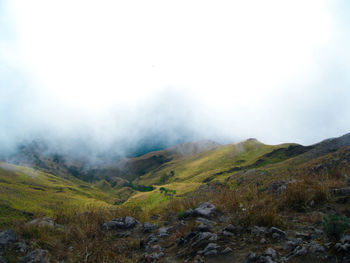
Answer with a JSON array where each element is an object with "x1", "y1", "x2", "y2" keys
[
  {"x1": 0, "y1": 163, "x2": 116, "y2": 227},
  {"x1": 322, "y1": 214, "x2": 350, "y2": 240}
]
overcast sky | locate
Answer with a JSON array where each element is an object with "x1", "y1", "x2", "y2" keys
[{"x1": 1, "y1": 0, "x2": 350, "y2": 155}]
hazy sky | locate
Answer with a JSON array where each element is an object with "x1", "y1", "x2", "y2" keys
[{"x1": 1, "y1": 0, "x2": 350, "y2": 155}]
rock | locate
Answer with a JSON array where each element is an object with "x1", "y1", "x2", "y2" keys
[
  {"x1": 158, "y1": 226, "x2": 172, "y2": 237},
  {"x1": 22, "y1": 249, "x2": 50, "y2": 263},
  {"x1": 264, "y1": 248, "x2": 276, "y2": 259},
  {"x1": 196, "y1": 217, "x2": 216, "y2": 227},
  {"x1": 283, "y1": 240, "x2": 299, "y2": 251},
  {"x1": 293, "y1": 246, "x2": 308, "y2": 256},
  {"x1": 222, "y1": 247, "x2": 232, "y2": 254},
  {"x1": 334, "y1": 242, "x2": 350, "y2": 253},
  {"x1": 309, "y1": 241, "x2": 325, "y2": 254},
  {"x1": 252, "y1": 226, "x2": 267, "y2": 237},
  {"x1": 260, "y1": 238, "x2": 267, "y2": 244},
  {"x1": 16, "y1": 241, "x2": 28, "y2": 253},
  {"x1": 196, "y1": 224, "x2": 210, "y2": 232},
  {"x1": 224, "y1": 224, "x2": 235, "y2": 233},
  {"x1": 269, "y1": 227, "x2": 287, "y2": 239},
  {"x1": 26, "y1": 218, "x2": 59, "y2": 228},
  {"x1": 0, "y1": 230, "x2": 17, "y2": 247},
  {"x1": 198, "y1": 243, "x2": 220, "y2": 257},
  {"x1": 190, "y1": 232, "x2": 217, "y2": 247},
  {"x1": 341, "y1": 235, "x2": 350, "y2": 243},
  {"x1": 101, "y1": 216, "x2": 138, "y2": 230},
  {"x1": 295, "y1": 231, "x2": 311, "y2": 240},
  {"x1": 259, "y1": 256, "x2": 276, "y2": 263},
  {"x1": 244, "y1": 252, "x2": 258, "y2": 263},
  {"x1": 333, "y1": 188, "x2": 350, "y2": 196},
  {"x1": 222, "y1": 231, "x2": 234, "y2": 237},
  {"x1": 143, "y1": 222, "x2": 157, "y2": 233},
  {"x1": 193, "y1": 202, "x2": 216, "y2": 217}
]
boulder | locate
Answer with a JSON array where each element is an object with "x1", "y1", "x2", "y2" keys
[
  {"x1": 143, "y1": 222, "x2": 157, "y2": 233},
  {"x1": 0, "y1": 230, "x2": 17, "y2": 247},
  {"x1": 101, "y1": 216, "x2": 138, "y2": 230},
  {"x1": 193, "y1": 202, "x2": 216, "y2": 217},
  {"x1": 198, "y1": 243, "x2": 220, "y2": 257},
  {"x1": 222, "y1": 247, "x2": 232, "y2": 254},
  {"x1": 26, "y1": 218, "x2": 59, "y2": 229}
]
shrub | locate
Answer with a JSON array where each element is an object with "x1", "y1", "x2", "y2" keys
[{"x1": 322, "y1": 214, "x2": 349, "y2": 240}]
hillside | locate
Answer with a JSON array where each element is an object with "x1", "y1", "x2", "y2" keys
[
  {"x1": 0, "y1": 162, "x2": 118, "y2": 226},
  {"x1": 0, "y1": 134, "x2": 350, "y2": 262}
]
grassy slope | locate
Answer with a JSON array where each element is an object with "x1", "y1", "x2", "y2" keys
[
  {"x1": 125, "y1": 140, "x2": 295, "y2": 211},
  {"x1": 0, "y1": 162, "x2": 117, "y2": 227}
]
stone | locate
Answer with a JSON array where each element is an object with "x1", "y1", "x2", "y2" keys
[
  {"x1": 193, "y1": 202, "x2": 216, "y2": 217},
  {"x1": 283, "y1": 240, "x2": 298, "y2": 251},
  {"x1": 158, "y1": 226, "x2": 173, "y2": 237},
  {"x1": 293, "y1": 246, "x2": 308, "y2": 256},
  {"x1": 0, "y1": 229, "x2": 17, "y2": 247},
  {"x1": 269, "y1": 227, "x2": 287, "y2": 238},
  {"x1": 260, "y1": 238, "x2": 267, "y2": 244},
  {"x1": 264, "y1": 248, "x2": 276, "y2": 259},
  {"x1": 222, "y1": 247, "x2": 232, "y2": 254},
  {"x1": 295, "y1": 231, "x2": 311, "y2": 240},
  {"x1": 101, "y1": 216, "x2": 138, "y2": 230},
  {"x1": 143, "y1": 222, "x2": 157, "y2": 233},
  {"x1": 244, "y1": 252, "x2": 258, "y2": 263},
  {"x1": 26, "y1": 218, "x2": 59, "y2": 229},
  {"x1": 22, "y1": 249, "x2": 50, "y2": 263},
  {"x1": 222, "y1": 231, "x2": 234, "y2": 237},
  {"x1": 196, "y1": 217, "x2": 216, "y2": 227},
  {"x1": 224, "y1": 224, "x2": 235, "y2": 233},
  {"x1": 199, "y1": 243, "x2": 220, "y2": 257},
  {"x1": 309, "y1": 241, "x2": 325, "y2": 254},
  {"x1": 252, "y1": 226, "x2": 267, "y2": 237}
]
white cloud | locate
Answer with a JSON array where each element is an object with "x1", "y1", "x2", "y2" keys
[{"x1": 1, "y1": 0, "x2": 350, "y2": 154}]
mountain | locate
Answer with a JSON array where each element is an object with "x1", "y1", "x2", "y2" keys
[{"x1": 1, "y1": 134, "x2": 350, "y2": 262}]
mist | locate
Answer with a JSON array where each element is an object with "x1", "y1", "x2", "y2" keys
[{"x1": 1, "y1": 0, "x2": 350, "y2": 159}]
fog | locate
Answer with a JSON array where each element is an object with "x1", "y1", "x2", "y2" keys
[{"x1": 1, "y1": 0, "x2": 350, "y2": 158}]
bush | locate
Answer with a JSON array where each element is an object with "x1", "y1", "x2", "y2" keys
[{"x1": 322, "y1": 214, "x2": 349, "y2": 240}]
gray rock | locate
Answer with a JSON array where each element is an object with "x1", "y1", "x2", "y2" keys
[
  {"x1": 283, "y1": 240, "x2": 298, "y2": 251},
  {"x1": 341, "y1": 235, "x2": 350, "y2": 244},
  {"x1": 269, "y1": 227, "x2": 287, "y2": 238},
  {"x1": 244, "y1": 252, "x2": 258, "y2": 263},
  {"x1": 224, "y1": 224, "x2": 235, "y2": 233},
  {"x1": 196, "y1": 223, "x2": 210, "y2": 232},
  {"x1": 101, "y1": 216, "x2": 138, "y2": 230},
  {"x1": 293, "y1": 246, "x2": 308, "y2": 256},
  {"x1": 260, "y1": 238, "x2": 267, "y2": 244},
  {"x1": 259, "y1": 256, "x2": 276, "y2": 263},
  {"x1": 143, "y1": 222, "x2": 157, "y2": 233},
  {"x1": 26, "y1": 218, "x2": 59, "y2": 229},
  {"x1": 193, "y1": 202, "x2": 216, "y2": 217},
  {"x1": 295, "y1": 231, "x2": 311, "y2": 240},
  {"x1": 0, "y1": 230, "x2": 17, "y2": 246},
  {"x1": 199, "y1": 243, "x2": 220, "y2": 257},
  {"x1": 252, "y1": 226, "x2": 267, "y2": 237},
  {"x1": 222, "y1": 247, "x2": 232, "y2": 254},
  {"x1": 264, "y1": 248, "x2": 276, "y2": 259},
  {"x1": 22, "y1": 249, "x2": 50, "y2": 263},
  {"x1": 196, "y1": 217, "x2": 216, "y2": 227},
  {"x1": 222, "y1": 230, "x2": 234, "y2": 237},
  {"x1": 309, "y1": 241, "x2": 325, "y2": 254},
  {"x1": 158, "y1": 226, "x2": 172, "y2": 237}
]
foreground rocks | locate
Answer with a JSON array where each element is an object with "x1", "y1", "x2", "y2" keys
[{"x1": 101, "y1": 216, "x2": 139, "y2": 230}]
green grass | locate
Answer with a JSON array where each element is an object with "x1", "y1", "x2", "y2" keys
[{"x1": 0, "y1": 162, "x2": 118, "y2": 227}]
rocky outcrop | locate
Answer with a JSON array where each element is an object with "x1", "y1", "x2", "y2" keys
[{"x1": 101, "y1": 216, "x2": 139, "y2": 230}]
